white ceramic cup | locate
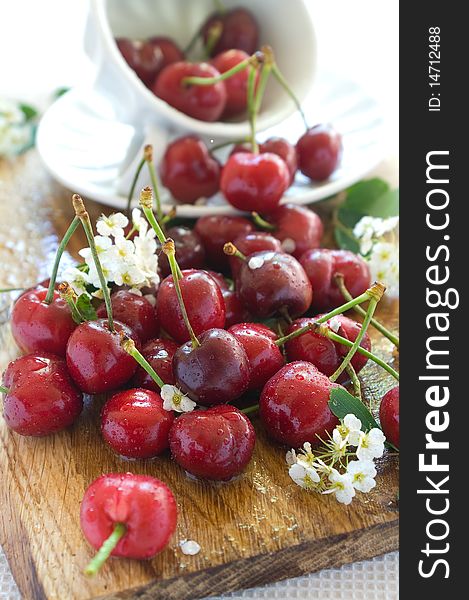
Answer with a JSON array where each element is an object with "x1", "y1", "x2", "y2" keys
[{"x1": 84, "y1": 0, "x2": 317, "y2": 141}]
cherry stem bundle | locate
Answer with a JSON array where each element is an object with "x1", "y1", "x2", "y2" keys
[
  {"x1": 84, "y1": 522, "x2": 126, "y2": 577},
  {"x1": 44, "y1": 216, "x2": 80, "y2": 304},
  {"x1": 121, "y1": 335, "x2": 165, "y2": 389}
]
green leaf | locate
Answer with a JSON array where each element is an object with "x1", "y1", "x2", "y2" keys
[
  {"x1": 328, "y1": 388, "x2": 380, "y2": 432},
  {"x1": 53, "y1": 86, "x2": 70, "y2": 99},
  {"x1": 76, "y1": 293, "x2": 97, "y2": 322},
  {"x1": 19, "y1": 103, "x2": 38, "y2": 121},
  {"x1": 344, "y1": 178, "x2": 389, "y2": 212},
  {"x1": 334, "y1": 226, "x2": 360, "y2": 253}
]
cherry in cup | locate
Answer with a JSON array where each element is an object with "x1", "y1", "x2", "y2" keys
[
  {"x1": 296, "y1": 124, "x2": 343, "y2": 182},
  {"x1": 379, "y1": 386, "x2": 399, "y2": 448},
  {"x1": 131, "y1": 338, "x2": 178, "y2": 390},
  {"x1": 211, "y1": 49, "x2": 253, "y2": 117},
  {"x1": 194, "y1": 215, "x2": 253, "y2": 270},
  {"x1": 158, "y1": 226, "x2": 205, "y2": 278},
  {"x1": 260, "y1": 138, "x2": 298, "y2": 184},
  {"x1": 97, "y1": 290, "x2": 158, "y2": 344},
  {"x1": 201, "y1": 7, "x2": 259, "y2": 56}
]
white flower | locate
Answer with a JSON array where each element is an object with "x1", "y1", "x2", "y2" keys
[
  {"x1": 113, "y1": 263, "x2": 147, "y2": 287},
  {"x1": 0, "y1": 99, "x2": 32, "y2": 156},
  {"x1": 353, "y1": 216, "x2": 399, "y2": 257},
  {"x1": 328, "y1": 317, "x2": 341, "y2": 333},
  {"x1": 248, "y1": 256, "x2": 264, "y2": 270},
  {"x1": 131, "y1": 208, "x2": 147, "y2": 233},
  {"x1": 368, "y1": 241, "x2": 399, "y2": 297},
  {"x1": 288, "y1": 463, "x2": 320, "y2": 489},
  {"x1": 161, "y1": 385, "x2": 196, "y2": 413},
  {"x1": 285, "y1": 449, "x2": 297, "y2": 466},
  {"x1": 0, "y1": 99, "x2": 25, "y2": 126},
  {"x1": 87, "y1": 262, "x2": 114, "y2": 288},
  {"x1": 323, "y1": 469, "x2": 355, "y2": 505},
  {"x1": 114, "y1": 236, "x2": 137, "y2": 263},
  {"x1": 335, "y1": 414, "x2": 362, "y2": 447},
  {"x1": 78, "y1": 235, "x2": 113, "y2": 262},
  {"x1": 96, "y1": 212, "x2": 128, "y2": 238},
  {"x1": 179, "y1": 539, "x2": 201, "y2": 555},
  {"x1": 357, "y1": 428, "x2": 386, "y2": 461},
  {"x1": 62, "y1": 266, "x2": 90, "y2": 296},
  {"x1": 347, "y1": 459, "x2": 377, "y2": 493}
]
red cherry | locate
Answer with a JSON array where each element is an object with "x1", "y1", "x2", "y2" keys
[
  {"x1": 131, "y1": 338, "x2": 178, "y2": 390},
  {"x1": 160, "y1": 136, "x2": 221, "y2": 204},
  {"x1": 97, "y1": 290, "x2": 158, "y2": 344},
  {"x1": 296, "y1": 124, "x2": 343, "y2": 181},
  {"x1": 194, "y1": 215, "x2": 253, "y2": 270},
  {"x1": 157, "y1": 269, "x2": 225, "y2": 344},
  {"x1": 236, "y1": 251, "x2": 312, "y2": 318},
  {"x1": 173, "y1": 328, "x2": 250, "y2": 405},
  {"x1": 228, "y1": 323, "x2": 284, "y2": 390},
  {"x1": 147, "y1": 36, "x2": 184, "y2": 74},
  {"x1": 222, "y1": 289, "x2": 251, "y2": 328},
  {"x1": 10, "y1": 288, "x2": 76, "y2": 356},
  {"x1": 66, "y1": 319, "x2": 140, "y2": 394},
  {"x1": 169, "y1": 405, "x2": 255, "y2": 480},
  {"x1": 211, "y1": 49, "x2": 252, "y2": 117},
  {"x1": 379, "y1": 386, "x2": 399, "y2": 448},
  {"x1": 260, "y1": 138, "x2": 298, "y2": 184},
  {"x1": 153, "y1": 61, "x2": 227, "y2": 122},
  {"x1": 299, "y1": 248, "x2": 371, "y2": 310},
  {"x1": 221, "y1": 152, "x2": 290, "y2": 212},
  {"x1": 229, "y1": 231, "x2": 282, "y2": 279},
  {"x1": 201, "y1": 8, "x2": 259, "y2": 56},
  {"x1": 266, "y1": 204, "x2": 323, "y2": 258},
  {"x1": 101, "y1": 388, "x2": 174, "y2": 458},
  {"x1": 205, "y1": 270, "x2": 230, "y2": 290},
  {"x1": 158, "y1": 226, "x2": 205, "y2": 278},
  {"x1": 2, "y1": 353, "x2": 83, "y2": 436},
  {"x1": 259, "y1": 361, "x2": 341, "y2": 447},
  {"x1": 80, "y1": 473, "x2": 177, "y2": 560},
  {"x1": 116, "y1": 39, "x2": 162, "y2": 88}
]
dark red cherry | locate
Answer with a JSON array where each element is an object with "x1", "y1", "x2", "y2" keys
[
  {"x1": 299, "y1": 248, "x2": 371, "y2": 310},
  {"x1": 266, "y1": 204, "x2": 323, "y2": 258},
  {"x1": 296, "y1": 124, "x2": 343, "y2": 181},
  {"x1": 173, "y1": 328, "x2": 250, "y2": 405},
  {"x1": 116, "y1": 39, "x2": 162, "y2": 87},
  {"x1": 156, "y1": 269, "x2": 225, "y2": 343},
  {"x1": 2, "y1": 353, "x2": 83, "y2": 436},
  {"x1": 221, "y1": 152, "x2": 290, "y2": 212},
  {"x1": 222, "y1": 289, "x2": 251, "y2": 328},
  {"x1": 147, "y1": 36, "x2": 184, "y2": 75},
  {"x1": 211, "y1": 49, "x2": 252, "y2": 117},
  {"x1": 260, "y1": 137, "x2": 298, "y2": 184},
  {"x1": 158, "y1": 226, "x2": 205, "y2": 278},
  {"x1": 153, "y1": 61, "x2": 227, "y2": 122},
  {"x1": 228, "y1": 323, "x2": 284, "y2": 390},
  {"x1": 11, "y1": 288, "x2": 76, "y2": 357},
  {"x1": 97, "y1": 290, "x2": 158, "y2": 344},
  {"x1": 80, "y1": 473, "x2": 177, "y2": 560},
  {"x1": 169, "y1": 405, "x2": 255, "y2": 480},
  {"x1": 379, "y1": 386, "x2": 399, "y2": 448},
  {"x1": 201, "y1": 8, "x2": 259, "y2": 56},
  {"x1": 160, "y1": 136, "x2": 221, "y2": 204},
  {"x1": 194, "y1": 215, "x2": 253, "y2": 270},
  {"x1": 259, "y1": 361, "x2": 341, "y2": 447},
  {"x1": 236, "y1": 251, "x2": 312, "y2": 318},
  {"x1": 229, "y1": 231, "x2": 282, "y2": 279},
  {"x1": 66, "y1": 319, "x2": 140, "y2": 394},
  {"x1": 205, "y1": 270, "x2": 230, "y2": 290},
  {"x1": 101, "y1": 388, "x2": 174, "y2": 458},
  {"x1": 131, "y1": 338, "x2": 178, "y2": 390}
]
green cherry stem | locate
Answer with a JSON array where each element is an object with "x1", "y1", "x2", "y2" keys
[
  {"x1": 203, "y1": 21, "x2": 223, "y2": 58},
  {"x1": 0, "y1": 287, "x2": 28, "y2": 293},
  {"x1": 251, "y1": 211, "x2": 276, "y2": 231},
  {"x1": 44, "y1": 216, "x2": 80, "y2": 304},
  {"x1": 271, "y1": 62, "x2": 309, "y2": 130},
  {"x1": 58, "y1": 282, "x2": 83, "y2": 324},
  {"x1": 314, "y1": 283, "x2": 385, "y2": 326},
  {"x1": 247, "y1": 64, "x2": 259, "y2": 153},
  {"x1": 144, "y1": 145, "x2": 164, "y2": 225},
  {"x1": 84, "y1": 522, "x2": 126, "y2": 577},
  {"x1": 253, "y1": 46, "x2": 273, "y2": 116},
  {"x1": 209, "y1": 138, "x2": 249, "y2": 153},
  {"x1": 345, "y1": 363, "x2": 362, "y2": 401},
  {"x1": 121, "y1": 336, "x2": 165, "y2": 389},
  {"x1": 334, "y1": 274, "x2": 400, "y2": 348},
  {"x1": 183, "y1": 54, "x2": 252, "y2": 86},
  {"x1": 223, "y1": 242, "x2": 247, "y2": 261},
  {"x1": 240, "y1": 404, "x2": 259, "y2": 415},
  {"x1": 72, "y1": 194, "x2": 114, "y2": 332},
  {"x1": 0, "y1": 385, "x2": 9, "y2": 394},
  {"x1": 126, "y1": 157, "x2": 145, "y2": 218}
]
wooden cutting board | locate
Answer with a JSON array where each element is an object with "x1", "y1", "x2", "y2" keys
[{"x1": 0, "y1": 152, "x2": 399, "y2": 600}]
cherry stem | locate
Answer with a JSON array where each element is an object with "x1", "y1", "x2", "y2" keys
[
  {"x1": 183, "y1": 55, "x2": 252, "y2": 86},
  {"x1": 72, "y1": 194, "x2": 114, "y2": 332},
  {"x1": 44, "y1": 216, "x2": 80, "y2": 305},
  {"x1": 144, "y1": 145, "x2": 164, "y2": 225},
  {"x1": 162, "y1": 206, "x2": 177, "y2": 225},
  {"x1": 240, "y1": 404, "x2": 259, "y2": 416},
  {"x1": 204, "y1": 21, "x2": 223, "y2": 58},
  {"x1": 275, "y1": 324, "x2": 309, "y2": 346},
  {"x1": 223, "y1": 242, "x2": 246, "y2": 261},
  {"x1": 121, "y1": 335, "x2": 165, "y2": 389},
  {"x1": 84, "y1": 522, "x2": 126, "y2": 577},
  {"x1": 346, "y1": 363, "x2": 362, "y2": 401},
  {"x1": 251, "y1": 211, "x2": 276, "y2": 231},
  {"x1": 126, "y1": 157, "x2": 145, "y2": 218},
  {"x1": 314, "y1": 284, "x2": 384, "y2": 326},
  {"x1": 209, "y1": 138, "x2": 248, "y2": 153},
  {"x1": 58, "y1": 282, "x2": 83, "y2": 323},
  {"x1": 253, "y1": 51, "x2": 273, "y2": 116},
  {"x1": 334, "y1": 274, "x2": 400, "y2": 349},
  {"x1": 0, "y1": 385, "x2": 9, "y2": 394},
  {"x1": 0, "y1": 287, "x2": 27, "y2": 293},
  {"x1": 271, "y1": 63, "x2": 309, "y2": 130},
  {"x1": 163, "y1": 239, "x2": 200, "y2": 348},
  {"x1": 247, "y1": 65, "x2": 259, "y2": 153}
]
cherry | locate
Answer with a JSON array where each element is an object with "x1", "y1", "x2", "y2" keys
[
  {"x1": 379, "y1": 386, "x2": 399, "y2": 448},
  {"x1": 10, "y1": 288, "x2": 76, "y2": 357},
  {"x1": 116, "y1": 39, "x2": 160, "y2": 88},
  {"x1": 131, "y1": 338, "x2": 178, "y2": 390},
  {"x1": 211, "y1": 49, "x2": 252, "y2": 117},
  {"x1": 265, "y1": 204, "x2": 323, "y2": 258},
  {"x1": 147, "y1": 36, "x2": 184, "y2": 74},
  {"x1": 160, "y1": 136, "x2": 221, "y2": 204},
  {"x1": 222, "y1": 289, "x2": 251, "y2": 328},
  {"x1": 80, "y1": 473, "x2": 177, "y2": 570},
  {"x1": 66, "y1": 319, "x2": 140, "y2": 394},
  {"x1": 260, "y1": 138, "x2": 298, "y2": 184},
  {"x1": 229, "y1": 231, "x2": 282, "y2": 279},
  {"x1": 201, "y1": 8, "x2": 259, "y2": 56},
  {"x1": 221, "y1": 152, "x2": 290, "y2": 212},
  {"x1": 331, "y1": 314, "x2": 371, "y2": 375},
  {"x1": 228, "y1": 323, "x2": 284, "y2": 390},
  {"x1": 259, "y1": 361, "x2": 341, "y2": 447},
  {"x1": 97, "y1": 290, "x2": 158, "y2": 344},
  {"x1": 194, "y1": 215, "x2": 253, "y2": 270},
  {"x1": 296, "y1": 124, "x2": 343, "y2": 181},
  {"x1": 157, "y1": 269, "x2": 225, "y2": 343},
  {"x1": 158, "y1": 226, "x2": 205, "y2": 278},
  {"x1": 2, "y1": 353, "x2": 83, "y2": 436},
  {"x1": 206, "y1": 270, "x2": 230, "y2": 290},
  {"x1": 153, "y1": 61, "x2": 227, "y2": 122},
  {"x1": 169, "y1": 405, "x2": 255, "y2": 480},
  {"x1": 173, "y1": 328, "x2": 250, "y2": 405},
  {"x1": 235, "y1": 250, "x2": 312, "y2": 318},
  {"x1": 299, "y1": 248, "x2": 371, "y2": 310},
  {"x1": 101, "y1": 388, "x2": 174, "y2": 458}
]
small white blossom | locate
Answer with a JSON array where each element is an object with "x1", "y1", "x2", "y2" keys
[
  {"x1": 368, "y1": 241, "x2": 399, "y2": 297},
  {"x1": 335, "y1": 414, "x2": 363, "y2": 447},
  {"x1": 248, "y1": 256, "x2": 264, "y2": 270},
  {"x1": 328, "y1": 317, "x2": 341, "y2": 333},
  {"x1": 285, "y1": 449, "x2": 297, "y2": 466},
  {"x1": 161, "y1": 385, "x2": 196, "y2": 413},
  {"x1": 323, "y1": 469, "x2": 355, "y2": 505},
  {"x1": 113, "y1": 263, "x2": 147, "y2": 287},
  {"x1": 62, "y1": 266, "x2": 90, "y2": 296},
  {"x1": 288, "y1": 463, "x2": 320, "y2": 489},
  {"x1": 0, "y1": 99, "x2": 33, "y2": 156},
  {"x1": 96, "y1": 212, "x2": 128, "y2": 238},
  {"x1": 357, "y1": 428, "x2": 386, "y2": 461},
  {"x1": 179, "y1": 539, "x2": 201, "y2": 555},
  {"x1": 347, "y1": 459, "x2": 377, "y2": 493},
  {"x1": 78, "y1": 235, "x2": 113, "y2": 262},
  {"x1": 114, "y1": 236, "x2": 137, "y2": 263},
  {"x1": 131, "y1": 208, "x2": 147, "y2": 233}
]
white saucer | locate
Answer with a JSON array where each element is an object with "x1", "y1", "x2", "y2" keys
[{"x1": 36, "y1": 71, "x2": 386, "y2": 217}]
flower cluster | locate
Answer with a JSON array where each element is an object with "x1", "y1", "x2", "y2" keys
[
  {"x1": 286, "y1": 414, "x2": 386, "y2": 505},
  {"x1": 353, "y1": 216, "x2": 399, "y2": 297},
  {"x1": 0, "y1": 98, "x2": 34, "y2": 157},
  {"x1": 63, "y1": 209, "x2": 160, "y2": 297}
]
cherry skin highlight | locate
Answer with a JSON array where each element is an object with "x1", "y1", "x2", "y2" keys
[
  {"x1": 266, "y1": 204, "x2": 323, "y2": 259},
  {"x1": 296, "y1": 124, "x2": 343, "y2": 181},
  {"x1": 2, "y1": 353, "x2": 83, "y2": 436},
  {"x1": 158, "y1": 226, "x2": 205, "y2": 278},
  {"x1": 97, "y1": 290, "x2": 158, "y2": 344},
  {"x1": 379, "y1": 386, "x2": 399, "y2": 448},
  {"x1": 80, "y1": 473, "x2": 177, "y2": 560},
  {"x1": 131, "y1": 338, "x2": 178, "y2": 390},
  {"x1": 194, "y1": 215, "x2": 253, "y2": 270},
  {"x1": 101, "y1": 388, "x2": 174, "y2": 459},
  {"x1": 201, "y1": 8, "x2": 259, "y2": 56},
  {"x1": 169, "y1": 405, "x2": 255, "y2": 480},
  {"x1": 229, "y1": 231, "x2": 282, "y2": 279}
]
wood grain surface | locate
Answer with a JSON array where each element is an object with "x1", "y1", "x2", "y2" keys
[{"x1": 0, "y1": 152, "x2": 399, "y2": 600}]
